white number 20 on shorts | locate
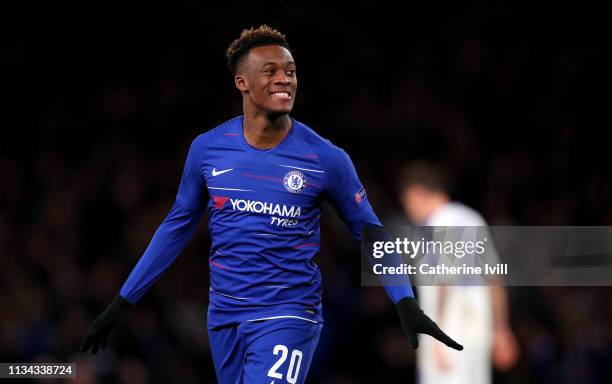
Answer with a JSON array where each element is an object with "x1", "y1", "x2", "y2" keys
[{"x1": 267, "y1": 344, "x2": 303, "y2": 384}]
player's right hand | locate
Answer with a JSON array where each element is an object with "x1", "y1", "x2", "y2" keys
[
  {"x1": 80, "y1": 295, "x2": 133, "y2": 354},
  {"x1": 395, "y1": 297, "x2": 463, "y2": 350}
]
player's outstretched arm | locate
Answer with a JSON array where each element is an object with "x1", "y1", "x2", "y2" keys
[
  {"x1": 80, "y1": 135, "x2": 207, "y2": 354},
  {"x1": 80, "y1": 295, "x2": 133, "y2": 354},
  {"x1": 395, "y1": 296, "x2": 463, "y2": 350},
  {"x1": 322, "y1": 148, "x2": 462, "y2": 351},
  {"x1": 362, "y1": 224, "x2": 462, "y2": 350}
]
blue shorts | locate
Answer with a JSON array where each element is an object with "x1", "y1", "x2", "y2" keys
[{"x1": 208, "y1": 317, "x2": 322, "y2": 384}]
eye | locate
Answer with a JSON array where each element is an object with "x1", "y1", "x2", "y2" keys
[
  {"x1": 286, "y1": 69, "x2": 296, "y2": 76},
  {"x1": 264, "y1": 69, "x2": 275, "y2": 75}
]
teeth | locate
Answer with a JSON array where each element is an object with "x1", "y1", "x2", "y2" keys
[{"x1": 272, "y1": 92, "x2": 290, "y2": 97}]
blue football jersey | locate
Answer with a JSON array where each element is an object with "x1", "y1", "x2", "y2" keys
[{"x1": 119, "y1": 115, "x2": 412, "y2": 326}]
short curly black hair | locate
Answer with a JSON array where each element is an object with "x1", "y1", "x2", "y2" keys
[{"x1": 226, "y1": 25, "x2": 291, "y2": 76}]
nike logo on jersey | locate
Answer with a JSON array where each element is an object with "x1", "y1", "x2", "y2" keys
[{"x1": 212, "y1": 168, "x2": 233, "y2": 176}]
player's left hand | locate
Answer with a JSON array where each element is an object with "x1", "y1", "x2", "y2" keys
[{"x1": 395, "y1": 297, "x2": 463, "y2": 350}]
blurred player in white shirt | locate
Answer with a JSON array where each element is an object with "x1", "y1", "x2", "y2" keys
[{"x1": 398, "y1": 163, "x2": 519, "y2": 384}]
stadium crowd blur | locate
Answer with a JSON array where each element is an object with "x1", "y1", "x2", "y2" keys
[{"x1": 1, "y1": 1, "x2": 610, "y2": 383}]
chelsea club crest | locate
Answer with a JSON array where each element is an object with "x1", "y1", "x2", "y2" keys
[{"x1": 283, "y1": 170, "x2": 307, "y2": 193}]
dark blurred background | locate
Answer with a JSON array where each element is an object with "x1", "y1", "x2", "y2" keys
[{"x1": 1, "y1": 0, "x2": 610, "y2": 383}]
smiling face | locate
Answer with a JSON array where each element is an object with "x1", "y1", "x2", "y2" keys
[{"x1": 234, "y1": 45, "x2": 297, "y2": 115}]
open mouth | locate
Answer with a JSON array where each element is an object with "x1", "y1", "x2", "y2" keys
[{"x1": 271, "y1": 91, "x2": 291, "y2": 98}]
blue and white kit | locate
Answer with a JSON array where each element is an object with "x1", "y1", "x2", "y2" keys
[{"x1": 119, "y1": 115, "x2": 413, "y2": 383}]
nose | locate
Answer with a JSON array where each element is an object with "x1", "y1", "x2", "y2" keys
[{"x1": 274, "y1": 72, "x2": 291, "y2": 85}]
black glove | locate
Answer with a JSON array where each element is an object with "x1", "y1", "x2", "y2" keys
[
  {"x1": 80, "y1": 295, "x2": 133, "y2": 354},
  {"x1": 395, "y1": 297, "x2": 463, "y2": 350}
]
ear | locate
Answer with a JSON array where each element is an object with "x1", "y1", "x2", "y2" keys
[{"x1": 235, "y1": 75, "x2": 248, "y2": 92}]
